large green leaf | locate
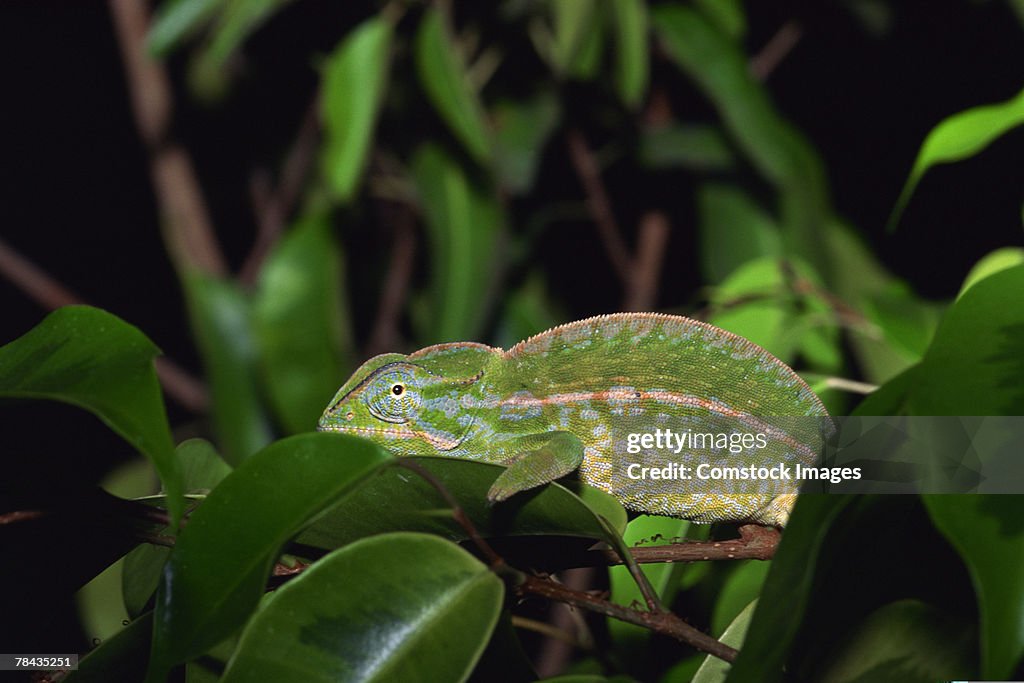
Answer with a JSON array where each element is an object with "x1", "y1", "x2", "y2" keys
[
  {"x1": 610, "y1": 0, "x2": 649, "y2": 108},
  {"x1": 147, "y1": 433, "x2": 392, "y2": 679},
  {"x1": 297, "y1": 456, "x2": 628, "y2": 551},
  {"x1": 0, "y1": 306, "x2": 184, "y2": 523},
  {"x1": 321, "y1": 17, "x2": 393, "y2": 202},
  {"x1": 65, "y1": 613, "x2": 153, "y2": 683},
  {"x1": 253, "y1": 216, "x2": 353, "y2": 434},
  {"x1": 183, "y1": 271, "x2": 273, "y2": 464},
  {"x1": 724, "y1": 495, "x2": 856, "y2": 682},
  {"x1": 925, "y1": 496, "x2": 1024, "y2": 679},
  {"x1": 221, "y1": 533, "x2": 503, "y2": 682},
  {"x1": 890, "y1": 87, "x2": 1024, "y2": 229},
  {"x1": 410, "y1": 144, "x2": 503, "y2": 343},
  {"x1": 415, "y1": 8, "x2": 493, "y2": 164},
  {"x1": 814, "y1": 599, "x2": 975, "y2": 683}
]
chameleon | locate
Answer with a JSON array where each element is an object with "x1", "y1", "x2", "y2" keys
[{"x1": 317, "y1": 313, "x2": 833, "y2": 527}]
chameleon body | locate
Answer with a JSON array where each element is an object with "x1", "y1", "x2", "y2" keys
[{"x1": 318, "y1": 313, "x2": 832, "y2": 526}]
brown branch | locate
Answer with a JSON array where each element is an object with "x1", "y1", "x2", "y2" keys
[
  {"x1": 596, "y1": 524, "x2": 780, "y2": 565},
  {"x1": 566, "y1": 129, "x2": 633, "y2": 285},
  {"x1": 108, "y1": 0, "x2": 227, "y2": 277},
  {"x1": 0, "y1": 237, "x2": 209, "y2": 412},
  {"x1": 623, "y1": 211, "x2": 670, "y2": 311},
  {"x1": 535, "y1": 568, "x2": 595, "y2": 677},
  {"x1": 518, "y1": 574, "x2": 738, "y2": 662},
  {"x1": 365, "y1": 202, "x2": 417, "y2": 357},
  {"x1": 239, "y1": 96, "x2": 322, "y2": 287},
  {"x1": 749, "y1": 21, "x2": 802, "y2": 81}
]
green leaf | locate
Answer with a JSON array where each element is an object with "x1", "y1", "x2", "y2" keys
[
  {"x1": 693, "y1": 0, "x2": 746, "y2": 39},
  {"x1": 415, "y1": 8, "x2": 493, "y2": 164},
  {"x1": 815, "y1": 599, "x2": 975, "y2": 683},
  {"x1": 297, "y1": 456, "x2": 628, "y2": 551},
  {"x1": 710, "y1": 561, "x2": 770, "y2": 637},
  {"x1": 638, "y1": 124, "x2": 735, "y2": 171},
  {"x1": 321, "y1": 17, "x2": 393, "y2": 202},
  {"x1": 493, "y1": 273, "x2": 564, "y2": 350},
  {"x1": 183, "y1": 271, "x2": 273, "y2": 464},
  {"x1": 202, "y1": 0, "x2": 295, "y2": 73},
  {"x1": 610, "y1": 0, "x2": 649, "y2": 107},
  {"x1": 221, "y1": 533, "x2": 503, "y2": 682},
  {"x1": 550, "y1": 0, "x2": 598, "y2": 76},
  {"x1": 708, "y1": 258, "x2": 794, "y2": 362},
  {"x1": 0, "y1": 306, "x2": 184, "y2": 523},
  {"x1": 492, "y1": 91, "x2": 561, "y2": 195},
  {"x1": 693, "y1": 599, "x2": 757, "y2": 683},
  {"x1": 65, "y1": 613, "x2": 153, "y2": 683},
  {"x1": 697, "y1": 184, "x2": 781, "y2": 283},
  {"x1": 410, "y1": 144, "x2": 503, "y2": 343},
  {"x1": 925, "y1": 496, "x2": 1024, "y2": 678},
  {"x1": 253, "y1": 216, "x2": 353, "y2": 434},
  {"x1": 147, "y1": 0, "x2": 222, "y2": 56},
  {"x1": 724, "y1": 496, "x2": 856, "y2": 682},
  {"x1": 177, "y1": 437, "x2": 233, "y2": 493},
  {"x1": 147, "y1": 433, "x2": 392, "y2": 678},
  {"x1": 890, "y1": 88, "x2": 1024, "y2": 230},
  {"x1": 957, "y1": 246, "x2": 1024, "y2": 299}
]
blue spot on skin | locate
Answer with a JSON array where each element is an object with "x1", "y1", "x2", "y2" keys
[{"x1": 581, "y1": 409, "x2": 600, "y2": 420}]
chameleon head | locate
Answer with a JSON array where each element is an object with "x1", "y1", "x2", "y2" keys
[{"x1": 317, "y1": 353, "x2": 473, "y2": 455}]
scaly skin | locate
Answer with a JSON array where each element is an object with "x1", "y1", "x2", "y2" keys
[{"x1": 318, "y1": 313, "x2": 832, "y2": 526}]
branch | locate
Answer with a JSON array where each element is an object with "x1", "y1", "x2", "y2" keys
[
  {"x1": 0, "y1": 237, "x2": 209, "y2": 412},
  {"x1": 108, "y1": 0, "x2": 227, "y2": 277},
  {"x1": 623, "y1": 210, "x2": 670, "y2": 311},
  {"x1": 517, "y1": 574, "x2": 738, "y2": 662},
  {"x1": 365, "y1": 201, "x2": 417, "y2": 357},
  {"x1": 598, "y1": 524, "x2": 780, "y2": 565},
  {"x1": 749, "y1": 21, "x2": 802, "y2": 81}
]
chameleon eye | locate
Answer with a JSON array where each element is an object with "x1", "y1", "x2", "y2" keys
[
  {"x1": 392, "y1": 384, "x2": 405, "y2": 396},
  {"x1": 366, "y1": 372, "x2": 419, "y2": 423}
]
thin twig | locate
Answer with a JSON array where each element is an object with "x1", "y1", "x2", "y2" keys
[
  {"x1": 366, "y1": 203, "x2": 417, "y2": 356},
  {"x1": 566, "y1": 129, "x2": 633, "y2": 285},
  {"x1": 108, "y1": 0, "x2": 226, "y2": 277},
  {"x1": 0, "y1": 237, "x2": 209, "y2": 412},
  {"x1": 623, "y1": 211, "x2": 670, "y2": 311},
  {"x1": 239, "y1": 95, "x2": 322, "y2": 287},
  {"x1": 595, "y1": 524, "x2": 780, "y2": 565},
  {"x1": 535, "y1": 568, "x2": 594, "y2": 677},
  {"x1": 518, "y1": 574, "x2": 738, "y2": 662},
  {"x1": 749, "y1": 21, "x2": 802, "y2": 81}
]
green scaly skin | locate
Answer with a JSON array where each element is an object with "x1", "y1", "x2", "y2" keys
[{"x1": 318, "y1": 313, "x2": 832, "y2": 526}]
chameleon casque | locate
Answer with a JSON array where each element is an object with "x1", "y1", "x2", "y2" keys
[{"x1": 318, "y1": 313, "x2": 833, "y2": 527}]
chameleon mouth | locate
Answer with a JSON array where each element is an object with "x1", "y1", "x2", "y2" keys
[{"x1": 318, "y1": 423, "x2": 462, "y2": 451}]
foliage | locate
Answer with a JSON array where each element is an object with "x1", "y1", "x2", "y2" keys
[{"x1": 2, "y1": 1, "x2": 1023, "y2": 682}]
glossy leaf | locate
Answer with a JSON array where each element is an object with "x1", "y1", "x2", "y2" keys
[
  {"x1": 147, "y1": 0, "x2": 222, "y2": 56},
  {"x1": 147, "y1": 433, "x2": 393, "y2": 679},
  {"x1": 183, "y1": 271, "x2": 273, "y2": 464},
  {"x1": 415, "y1": 8, "x2": 493, "y2": 164},
  {"x1": 321, "y1": 17, "x2": 393, "y2": 202},
  {"x1": 693, "y1": 600, "x2": 756, "y2": 683},
  {"x1": 814, "y1": 599, "x2": 975, "y2": 683},
  {"x1": 0, "y1": 306, "x2": 183, "y2": 523},
  {"x1": 253, "y1": 216, "x2": 353, "y2": 434},
  {"x1": 610, "y1": 0, "x2": 649, "y2": 107},
  {"x1": 492, "y1": 91, "x2": 560, "y2": 195},
  {"x1": 64, "y1": 613, "x2": 153, "y2": 683},
  {"x1": 957, "y1": 246, "x2": 1024, "y2": 299},
  {"x1": 221, "y1": 533, "x2": 503, "y2": 682},
  {"x1": 410, "y1": 144, "x2": 502, "y2": 343},
  {"x1": 297, "y1": 455, "x2": 628, "y2": 550},
  {"x1": 890, "y1": 88, "x2": 1024, "y2": 229},
  {"x1": 925, "y1": 496, "x2": 1024, "y2": 678}
]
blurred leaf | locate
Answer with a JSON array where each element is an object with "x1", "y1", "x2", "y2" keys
[
  {"x1": 693, "y1": 599, "x2": 757, "y2": 683},
  {"x1": 693, "y1": 0, "x2": 746, "y2": 39},
  {"x1": 65, "y1": 613, "x2": 153, "y2": 683},
  {"x1": 176, "y1": 437, "x2": 233, "y2": 493},
  {"x1": 653, "y1": 5, "x2": 829, "y2": 271},
  {"x1": 566, "y1": 1, "x2": 605, "y2": 80},
  {"x1": 147, "y1": 433, "x2": 392, "y2": 679},
  {"x1": 723, "y1": 496, "x2": 855, "y2": 683},
  {"x1": 925, "y1": 496, "x2": 1024, "y2": 678},
  {"x1": 147, "y1": 0, "x2": 222, "y2": 56},
  {"x1": 415, "y1": 8, "x2": 493, "y2": 164},
  {"x1": 253, "y1": 216, "x2": 352, "y2": 434},
  {"x1": 639, "y1": 124, "x2": 735, "y2": 171},
  {"x1": 815, "y1": 599, "x2": 975, "y2": 683},
  {"x1": 297, "y1": 455, "x2": 628, "y2": 551},
  {"x1": 860, "y1": 282, "x2": 941, "y2": 366},
  {"x1": 710, "y1": 561, "x2": 770, "y2": 637},
  {"x1": 493, "y1": 272, "x2": 563, "y2": 349},
  {"x1": 202, "y1": 0, "x2": 295, "y2": 71},
  {"x1": 411, "y1": 144, "x2": 503, "y2": 343},
  {"x1": 184, "y1": 271, "x2": 273, "y2": 464},
  {"x1": 610, "y1": 0, "x2": 649, "y2": 107},
  {"x1": 321, "y1": 17, "x2": 393, "y2": 202},
  {"x1": 609, "y1": 515, "x2": 690, "y2": 649},
  {"x1": 890, "y1": 87, "x2": 1024, "y2": 230},
  {"x1": 492, "y1": 91, "x2": 560, "y2": 195},
  {"x1": 221, "y1": 533, "x2": 503, "y2": 682},
  {"x1": 697, "y1": 184, "x2": 780, "y2": 283},
  {"x1": 0, "y1": 306, "x2": 184, "y2": 523},
  {"x1": 709, "y1": 258, "x2": 793, "y2": 362},
  {"x1": 957, "y1": 246, "x2": 1024, "y2": 299},
  {"x1": 550, "y1": 0, "x2": 598, "y2": 76}
]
